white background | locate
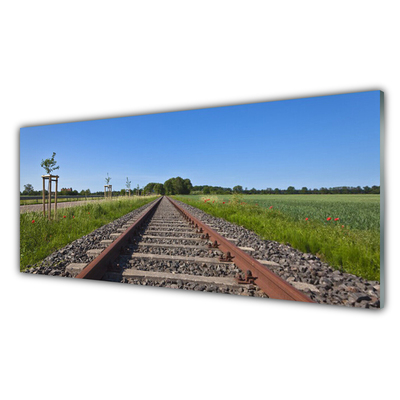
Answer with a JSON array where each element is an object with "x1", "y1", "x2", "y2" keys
[{"x1": 2, "y1": 1, "x2": 399, "y2": 399}]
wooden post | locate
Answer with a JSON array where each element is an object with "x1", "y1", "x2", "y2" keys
[
  {"x1": 42, "y1": 177, "x2": 46, "y2": 216},
  {"x1": 48, "y1": 178, "x2": 52, "y2": 220},
  {"x1": 54, "y1": 177, "x2": 58, "y2": 218}
]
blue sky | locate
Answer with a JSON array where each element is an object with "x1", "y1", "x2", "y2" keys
[{"x1": 20, "y1": 91, "x2": 381, "y2": 193}]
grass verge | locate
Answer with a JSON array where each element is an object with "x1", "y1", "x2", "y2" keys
[
  {"x1": 175, "y1": 196, "x2": 380, "y2": 281},
  {"x1": 20, "y1": 197, "x2": 102, "y2": 206},
  {"x1": 20, "y1": 196, "x2": 157, "y2": 270}
]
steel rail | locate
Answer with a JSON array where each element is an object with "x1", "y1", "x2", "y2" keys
[
  {"x1": 167, "y1": 197, "x2": 314, "y2": 303},
  {"x1": 75, "y1": 197, "x2": 162, "y2": 280}
]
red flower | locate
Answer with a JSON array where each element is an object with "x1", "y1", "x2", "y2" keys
[
  {"x1": 327, "y1": 217, "x2": 331, "y2": 221},
  {"x1": 223, "y1": 202, "x2": 225, "y2": 204},
  {"x1": 341, "y1": 225, "x2": 344, "y2": 228},
  {"x1": 73, "y1": 216, "x2": 75, "y2": 218},
  {"x1": 334, "y1": 218, "x2": 339, "y2": 221},
  {"x1": 269, "y1": 206, "x2": 273, "y2": 209},
  {"x1": 32, "y1": 220, "x2": 35, "y2": 223},
  {"x1": 63, "y1": 215, "x2": 66, "y2": 218},
  {"x1": 212, "y1": 200, "x2": 215, "y2": 203},
  {"x1": 305, "y1": 218, "x2": 308, "y2": 221}
]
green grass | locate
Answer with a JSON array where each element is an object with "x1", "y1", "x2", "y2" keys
[
  {"x1": 175, "y1": 194, "x2": 380, "y2": 281},
  {"x1": 20, "y1": 196, "x2": 158, "y2": 270}
]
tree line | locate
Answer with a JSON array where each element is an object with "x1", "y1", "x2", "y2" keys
[
  {"x1": 21, "y1": 181, "x2": 380, "y2": 196},
  {"x1": 142, "y1": 181, "x2": 380, "y2": 195},
  {"x1": 190, "y1": 185, "x2": 380, "y2": 195}
]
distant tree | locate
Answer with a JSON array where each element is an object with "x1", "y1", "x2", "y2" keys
[
  {"x1": 80, "y1": 189, "x2": 91, "y2": 197},
  {"x1": 233, "y1": 185, "x2": 243, "y2": 193},
  {"x1": 300, "y1": 187, "x2": 309, "y2": 194},
  {"x1": 183, "y1": 179, "x2": 193, "y2": 194},
  {"x1": 286, "y1": 186, "x2": 296, "y2": 194},
  {"x1": 371, "y1": 185, "x2": 380, "y2": 194},
  {"x1": 144, "y1": 182, "x2": 157, "y2": 194},
  {"x1": 363, "y1": 186, "x2": 372, "y2": 194},
  {"x1": 173, "y1": 177, "x2": 186, "y2": 194},
  {"x1": 203, "y1": 186, "x2": 211, "y2": 194},
  {"x1": 153, "y1": 183, "x2": 165, "y2": 195},
  {"x1": 120, "y1": 189, "x2": 126, "y2": 196},
  {"x1": 164, "y1": 179, "x2": 175, "y2": 195},
  {"x1": 274, "y1": 188, "x2": 281, "y2": 194},
  {"x1": 41, "y1": 152, "x2": 59, "y2": 175},
  {"x1": 163, "y1": 177, "x2": 192, "y2": 195},
  {"x1": 320, "y1": 187, "x2": 329, "y2": 194},
  {"x1": 23, "y1": 184, "x2": 34, "y2": 195}
]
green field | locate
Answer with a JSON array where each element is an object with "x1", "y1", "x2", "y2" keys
[
  {"x1": 174, "y1": 194, "x2": 380, "y2": 281},
  {"x1": 20, "y1": 196, "x2": 157, "y2": 270}
]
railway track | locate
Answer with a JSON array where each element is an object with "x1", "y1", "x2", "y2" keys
[{"x1": 69, "y1": 196, "x2": 314, "y2": 302}]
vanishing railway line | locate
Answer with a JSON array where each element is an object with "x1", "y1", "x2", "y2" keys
[{"x1": 68, "y1": 196, "x2": 314, "y2": 302}]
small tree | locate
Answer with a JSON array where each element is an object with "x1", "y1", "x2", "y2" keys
[
  {"x1": 41, "y1": 152, "x2": 59, "y2": 175},
  {"x1": 104, "y1": 173, "x2": 112, "y2": 199},
  {"x1": 40, "y1": 153, "x2": 60, "y2": 219},
  {"x1": 126, "y1": 177, "x2": 131, "y2": 196}
]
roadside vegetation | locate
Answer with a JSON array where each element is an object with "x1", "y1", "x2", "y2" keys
[
  {"x1": 174, "y1": 194, "x2": 380, "y2": 281},
  {"x1": 20, "y1": 196, "x2": 157, "y2": 270}
]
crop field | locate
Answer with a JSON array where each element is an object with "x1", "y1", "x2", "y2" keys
[
  {"x1": 20, "y1": 196, "x2": 157, "y2": 270},
  {"x1": 174, "y1": 194, "x2": 380, "y2": 281}
]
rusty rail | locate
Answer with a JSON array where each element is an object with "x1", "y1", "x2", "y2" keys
[
  {"x1": 167, "y1": 197, "x2": 314, "y2": 303},
  {"x1": 76, "y1": 197, "x2": 162, "y2": 280}
]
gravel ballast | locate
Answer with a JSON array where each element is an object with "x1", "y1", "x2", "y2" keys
[{"x1": 173, "y1": 200, "x2": 381, "y2": 309}]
